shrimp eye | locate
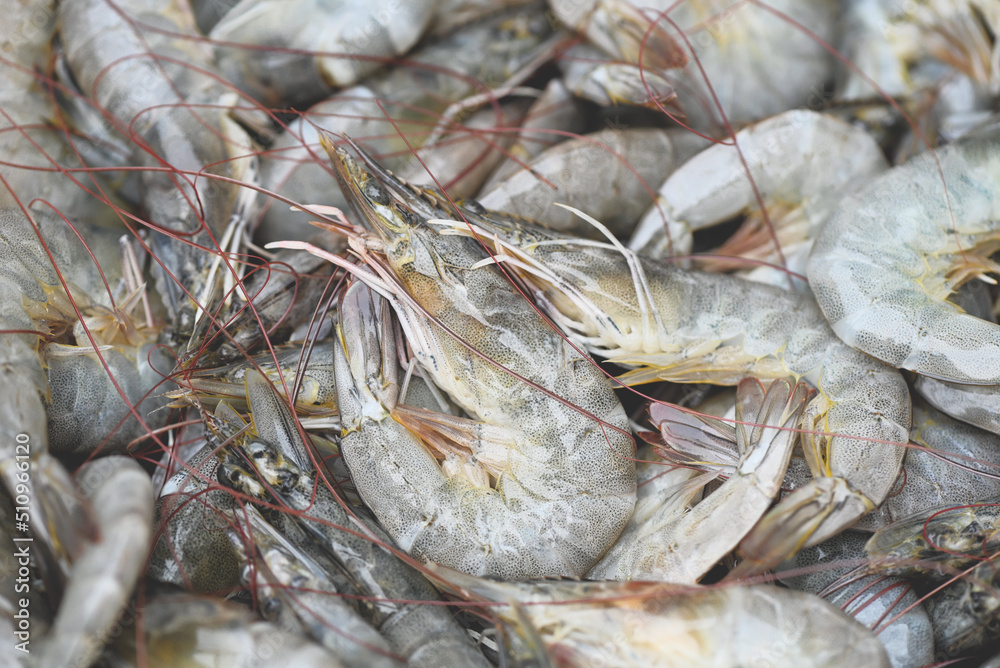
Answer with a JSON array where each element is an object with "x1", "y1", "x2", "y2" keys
[
  {"x1": 219, "y1": 465, "x2": 242, "y2": 486},
  {"x1": 364, "y1": 180, "x2": 390, "y2": 205},
  {"x1": 247, "y1": 440, "x2": 275, "y2": 463},
  {"x1": 262, "y1": 598, "x2": 282, "y2": 618}
]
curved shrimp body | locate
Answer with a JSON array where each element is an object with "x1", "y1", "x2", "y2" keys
[
  {"x1": 334, "y1": 279, "x2": 634, "y2": 579},
  {"x1": 861, "y1": 400, "x2": 1000, "y2": 531},
  {"x1": 479, "y1": 127, "x2": 707, "y2": 239},
  {"x1": 322, "y1": 148, "x2": 637, "y2": 579},
  {"x1": 431, "y1": 564, "x2": 891, "y2": 667},
  {"x1": 628, "y1": 110, "x2": 888, "y2": 279},
  {"x1": 59, "y1": 0, "x2": 261, "y2": 340},
  {"x1": 808, "y1": 128, "x2": 1000, "y2": 384},
  {"x1": 257, "y1": 4, "x2": 559, "y2": 242},
  {"x1": 588, "y1": 378, "x2": 812, "y2": 583},
  {"x1": 34, "y1": 456, "x2": 154, "y2": 668},
  {"x1": 550, "y1": 0, "x2": 838, "y2": 128},
  {"x1": 209, "y1": 0, "x2": 437, "y2": 109},
  {"x1": 440, "y1": 204, "x2": 909, "y2": 571},
  {"x1": 778, "y1": 531, "x2": 935, "y2": 668}
]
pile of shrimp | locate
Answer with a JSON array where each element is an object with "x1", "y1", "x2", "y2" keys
[{"x1": 5, "y1": 0, "x2": 1000, "y2": 666}]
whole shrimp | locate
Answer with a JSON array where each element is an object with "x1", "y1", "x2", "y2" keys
[
  {"x1": 283, "y1": 142, "x2": 638, "y2": 579},
  {"x1": 808, "y1": 126, "x2": 1000, "y2": 384},
  {"x1": 430, "y1": 564, "x2": 892, "y2": 667},
  {"x1": 428, "y1": 192, "x2": 909, "y2": 573}
]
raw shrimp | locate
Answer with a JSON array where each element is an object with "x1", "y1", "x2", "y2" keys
[
  {"x1": 1, "y1": 202, "x2": 170, "y2": 456},
  {"x1": 59, "y1": 0, "x2": 262, "y2": 343},
  {"x1": 174, "y1": 343, "x2": 338, "y2": 417},
  {"x1": 921, "y1": 557, "x2": 1000, "y2": 659},
  {"x1": 187, "y1": 239, "x2": 336, "y2": 366},
  {"x1": 429, "y1": 194, "x2": 909, "y2": 572},
  {"x1": 480, "y1": 78, "x2": 585, "y2": 190},
  {"x1": 866, "y1": 499, "x2": 1000, "y2": 659},
  {"x1": 431, "y1": 564, "x2": 892, "y2": 667},
  {"x1": 808, "y1": 126, "x2": 1000, "y2": 384},
  {"x1": 297, "y1": 145, "x2": 638, "y2": 579},
  {"x1": 220, "y1": 437, "x2": 493, "y2": 667},
  {"x1": 588, "y1": 378, "x2": 811, "y2": 583},
  {"x1": 915, "y1": 375, "x2": 1000, "y2": 435},
  {"x1": 150, "y1": 359, "x2": 324, "y2": 595},
  {"x1": 861, "y1": 400, "x2": 1000, "y2": 530},
  {"x1": 229, "y1": 505, "x2": 401, "y2": 668},
  {"x1": 558, "y1": 43, "x2": 680, "y2": 108},
  {"x1": 480, "y1": 126, "x2": 708, "y2": 238},
  {"x1": 209, "y1": 0, "x2": 437, "y2": 109},
  {"x1": 104, "y1": 589, "x2": 347, "y2": 667},
  {"x1": 550, "y1": 0, "x2": 838, "y2": 128},
  {"x1": 148, "y1": 442, "x2": 244, "y2": 595},
  {"x1": 867, "y1": 498, "x2": 1000, "y2": 575},
  {"x1": 254, "y1": 4, "x2": 560, "y2": 243},
  {"x1": 831, "y1": 0, "x2": 1000, "y2": 106},
  {"x1": 778, "y1": 531, "x2": 935, "y2": 668},
  {"x1": 1, "y1": 1, "x2": 170, "y2": 457},
  {"x1": 335, "y1": 278, "x2": 635, "y2": 579},
  {"x1": 34, "y1": 456, "x2": 154, "y2": 668},
  {"x1": 628, "y1": 110, "x2": 888, "y2": 284},
  {"x1": 398, "y1": 97, "x2": 533, "y2": 199},
  {"x1": 208, "y1": 365, "x2": 492, "y2": 667}
]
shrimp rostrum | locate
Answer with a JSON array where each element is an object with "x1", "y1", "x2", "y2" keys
[{"x1": 275, "y1": 142, "x2": 637, "y2": 580}]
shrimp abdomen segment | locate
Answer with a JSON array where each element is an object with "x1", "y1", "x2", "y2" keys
[
  {"x1": 809, "y1": 132, "x2": 1000, "y2": 384},
  {"x1": 334, "y1": 280, "x2": 634, "y2": 579}
]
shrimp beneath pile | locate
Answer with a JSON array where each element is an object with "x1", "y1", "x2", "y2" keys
[
  {"x1": 274, "y1": 143, "x2": 637, "y2": 579},
  {"x1": 809, "y1": 127, "x2": 1000, "y2": 384},
  {"x1": 430, "y1": 564, "x2": 891, "y2": 667}
]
